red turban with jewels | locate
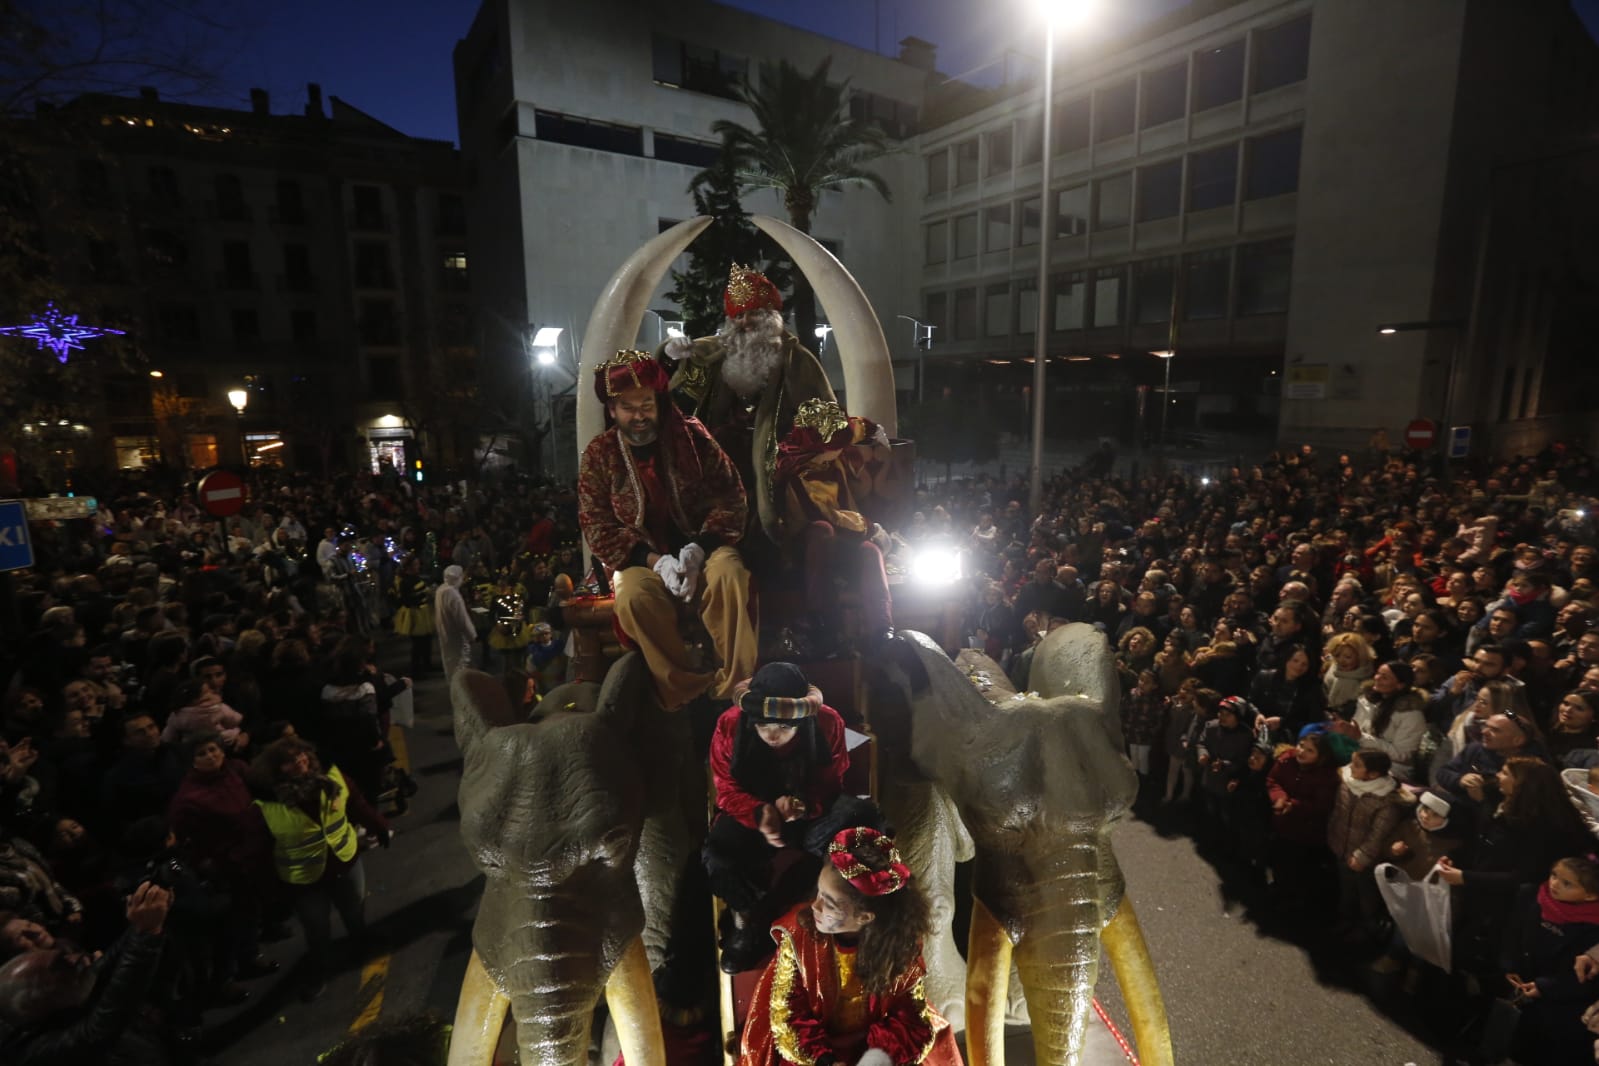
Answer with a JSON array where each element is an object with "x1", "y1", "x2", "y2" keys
[
  {"x1": 593, "y1": 349, "x2": 671, "y2": 408},
  {"x1": 724, "y1": 263, "x2": 783, "y2": 319},
  {"x1": 827, "y1": 826, "x2": 912, "y2": 897}
]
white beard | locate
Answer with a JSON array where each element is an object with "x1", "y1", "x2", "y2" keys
[{"x1": 719, "y1": 313, "x2": 785, "y2": 400}]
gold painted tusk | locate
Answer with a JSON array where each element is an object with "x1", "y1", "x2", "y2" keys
[
  {"x1": 1101, "y1": 900, "x2": 1174, "y2": 1066},
  {"x1": 447, "y1": 950, "x2": 510, "y2": 1066},
  {"x1": 605, "y1": 934, "x2": 666, "y2": 1066},
  {"x1": 964, "y1": 896, "x2": 1013, "y2": 1066}
]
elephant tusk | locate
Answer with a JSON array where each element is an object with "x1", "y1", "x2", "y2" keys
[
  {"x1": 447, "y1": 950, "x2": 511, "y2": 1066},
  {"x1": 604, "y1": 934, "x2": 665, "y2": 1066},
  {"x1": 1101, "y1": 900, "x2": 1173, "y2": 1066},
  {"x1": 964, "y1": 896, "x2": 1013, "y2": 1066},
  {"x1": 749, "y1": 215, "x2": 897, "y2": 437}
]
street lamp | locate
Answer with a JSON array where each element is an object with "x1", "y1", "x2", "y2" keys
[
  {"x1": 1028, "y1": 0, "x2": 1100, "y2": 518},
  {"x1": 530, "y1": 326, "x2": 563, "y2": 367},
  {"x1": 1151, "y1": 350, "x2": 1174, "y2": 451},
  {"x1": 1376, "y1": 318, "x2": 1466, "y2": 474},
  {"x1": 227, "y1": 388, "x2": 249, "y2": 468}
]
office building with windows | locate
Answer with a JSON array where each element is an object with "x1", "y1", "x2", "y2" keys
[
  {"x1": 459, "y1": 0, "x2": 1599, "y2": 462},
  {"x1": 8, "y1": 86, "x2": 475, "y2": 474}
]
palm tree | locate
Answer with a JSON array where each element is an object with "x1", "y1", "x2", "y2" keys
[{"x1": 694, "y1": 57, "x2": 894, "y2": 346}]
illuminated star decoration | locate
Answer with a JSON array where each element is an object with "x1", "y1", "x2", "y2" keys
[{"x1": 0, "y1": 303, "x2": 126, "y2": 363}]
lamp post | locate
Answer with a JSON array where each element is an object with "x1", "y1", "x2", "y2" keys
[
  {"x1": 227, "y1": 387, "x2": 249, "y2": 468},
  {"x1": 1151, "y1": 350, "x2": 1174, "y2": 451},
  {"x1": 527, "y1": 326, "x2": 566, "y2": 472},
  {"x1": 1028, "y1": 0, "x2": 1098, "y2": 518},
  {"x1": 1376, "y1": 318, "x2": 1465, "y2": 478}
]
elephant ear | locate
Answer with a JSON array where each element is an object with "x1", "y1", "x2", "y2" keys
[
  {"x1": 452, "y1": 667, "x2": 521, "y2": 760},
  {"x1": 1029, "y1": 623, "x2": 1126, "y2": 753},
  {"x1": 590, "y1": 651, "x2": 659, "y2": 727}
]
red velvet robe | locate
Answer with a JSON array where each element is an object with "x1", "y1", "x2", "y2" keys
[
  {"x1": 739, "y1": 904, "x2": 963, "y2": 1066},
  {"x1": 710, "y1": 704, "x2": 848, "y2": 829}
]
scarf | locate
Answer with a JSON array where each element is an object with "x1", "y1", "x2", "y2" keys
[
  {"x1": 1537, "y1": 881, "x2": 1599, "y2": 926},
  {"x1": 1340, "y1": 765, "x2": 1396, "y2": 797}
]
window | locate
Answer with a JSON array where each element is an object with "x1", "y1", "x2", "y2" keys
[
  {"x1": 1053, "y1": 96, "x2": 1091, "y2": 153},
  {"x1": 984, "y1": 205, "x2": 1011, "y2": 251},
  {"x1": 1057, "y1": 185, "x2": 1089, "y2": 238},
  {"x1": 1052, "y1": 272, "x2": 1087, "y2": 331},
  {"x1": 1017, "y1": 279, "x2": 1038, "y2": 335},
  {"x1": 231, "y1": 308, "x2": 260, "y2": 342},
  {"x1": 925, "y1": 149, "x2": 949, "y2": 195},
  {"x1": 214, "y1": 173, "x2": 247, "y2": 221},
  {"x1": 953, "y1": 213, "x2": 979, "y2": 259},
  {"x1": 354, "y1": 242, "x2": 394, "y2": 288},
  {"x1": 88, "y1": 239, "x2": 124, "y2": 283},
  {"x1": 1018, "y1": 197, "x2": 1041, "y2": 246},
  {"x1": 442, "y1": 251, "x2": 469, "y2": 291},
  {"x1": 282, "y1": 244, "x2": 312, "y2": 290},
  {"x1": 925, "y1": 221, "x2": 948, "y2": 265},
  {"x1": 1017, "y1": 114, "x2": 1042, "y2": 165},
  {"x1": 985, "y1": 284, "x2": 1010, "y2": 337},
  {"x1": 1193, "y1": 40, "x2": 1245, "y2": 111},
  {"x1": 651, "y1": 33, "x2": 747, "y2": 101},
  {"x1": 1093, "y1": 266, "x2": 1125, "y2": 328},
  {"x1": 954, "y1": 139, "x2": 979, "y2": 186},
  {"x1": 925, "y1": 291, "x2": 948, "y2": 334},
  {"x1": 1184, "y1": 249, "x2": 1230, "y2": 320},
  {"x1": 1134, "y1": 258, "x2": 1175, "y2": 324},
  {"x1": 359, "y1": 299, "x2": 399, "y2": 346},
  {"x1": 1187, "y1": 144, "x2": 1238, "y2": 212},
  {"x1": 158, "y1": 304, "x2": 199, "y2": 343},
  {"x1": 1253, "y1": 15, "x2": 1311, "y2": 93},
  {"x1": 1095, "y1": 173, "x2": 1131, "y2": 230},
  {"x1": 352, "y1": 184, "x2": 385, "y2": 229},
  {"x1": 221, "y1": 240, "x2": 253, "y2": 288},
  {"x1": 1136, "y1": 160, "x2": 1182, "y2": 222},
  {"x1": 1141, "y1": 62, "x2": 1187, "y2": 128},
  {"x1": 291, "y1": 309, "x2": 318, "y2": 342},
  {"x1": 1244, "y1": 127, "x2": 1302, "y2": 200},
  {"x1": 1094, "y1": 81, "x2": 1136, "y2": 142},
  {"x1": 986, "y1": 128, "x2": 1013, "y2": 177},
  {"x1": 438, "y1": 193, "x2": 466, "y2": 234},
  {"x1": 274, "y1": 179, "x2": 305, "y2": 224},
  {"x1": 148, "y1": 166, "x2": 180, "y2": 208},
  {"x1": 850, "y1": 90, "x2": 917, "y2": 140},
  {"x1": 953, "y1": 288, "x2": 978, "y2": 340},
  {"x1": 534, "y1": 110, "x2": 644, "y2": 156},
  {"x1": 1236, "y1": 239, "x2": 1293, "y2": 315},
  {"x1": 142, "y1": 229, "x2": 187, "y2": 271},
  {"x1": 78, "y1": 160, "x2": 112, "y2": 207},
  {"x1": 653, "y1": 133, "x2": 721, "y2": 168}
]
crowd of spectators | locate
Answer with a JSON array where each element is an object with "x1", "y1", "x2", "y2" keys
[
  {"x1": 928, "y1": 442, "x2": 1599, "y2": 1063},
  {"x1": 0, "y1": 465, "x2": 586, "y2": 1063}
]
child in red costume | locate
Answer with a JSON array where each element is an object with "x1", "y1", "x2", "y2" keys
[
  {"x1": 706, "y1": 662, "x2": 878, "y2": 973},
  {"x1": 738, "y1": 826, "x2": 963, "y2": 1066}
]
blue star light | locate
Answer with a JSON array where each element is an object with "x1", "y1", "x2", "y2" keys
[{"x1": 0, "y1": 303, "x2": 126, "y2": 363}]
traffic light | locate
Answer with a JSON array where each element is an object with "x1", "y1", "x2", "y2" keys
[{"x1": 414, "y1": 458, "x2": 424, "y2": 483}]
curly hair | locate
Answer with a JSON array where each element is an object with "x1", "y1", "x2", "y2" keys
[
  {"x1": 832, "y1": 846, "x2": 931, "y2": 996},
  {"x1": 1324, "y1": 631, "x2": 1374, "y2": 669},
  {"x1": 1117, "y1": 626, "x2": 1156, "y2": 654}
]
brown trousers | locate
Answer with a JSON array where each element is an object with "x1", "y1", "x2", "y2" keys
[{"x1": 614, "y1": 546, "x2": 757, "y2": 708}]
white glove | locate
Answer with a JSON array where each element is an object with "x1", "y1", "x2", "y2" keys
[
  {"x1": 653, "y1": 553, "x2": 684, "y2": 594},
  {"x1": 677, "y1": 542, "x2": 705, "y2": 574},
  {"x1": 664, "y1": 335, "x2": 693, "y2": 362},
  {"x1": 855, "y1": 1050, "x2": 892, "y2": 1066},
  {"x1": 870, "y1": 423, "x2": 890, "y2": 449}
]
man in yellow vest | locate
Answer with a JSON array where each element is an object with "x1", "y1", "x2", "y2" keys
[{"x1": 252, "y1": 736, "x2": 391, "y2": 1001}]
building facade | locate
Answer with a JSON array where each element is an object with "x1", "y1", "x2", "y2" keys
[
  {"x1": 458, "y1": 0, "x2": 1599, "y2": 466},
  {"x1": 6, "y1": 85, "x2": 476, "y2": 478}
]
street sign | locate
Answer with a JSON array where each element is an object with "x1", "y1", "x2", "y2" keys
[
  {"x1": 1448, "y1": 424, "x2": 1472, "y2": 460},
  {"x1": 1284, "y1": 364, "x2": 1328, "y2": 400},
  {"x1": 0, "y1": 500, "x2": 33, "y2": 572},
  {"x1": 1404, "y1": 418, "x2": 1437, "y2": 450},
  {"x1": 198, "y1": 470, "x2": 247, "y2": 517},
  {"x1": 24, "y1": 496, "x2": 97, "y2": 521}
]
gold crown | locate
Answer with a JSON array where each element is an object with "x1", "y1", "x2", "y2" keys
[
  {"x1": 792, "y1": 398, "x2": 850, "y2": 442},
  {"x1": 726, "y1": 263, "x2": 759, "y2": 309},
  {"x1": 598, "y1": 349, "x2": 659, "y2": 396}
]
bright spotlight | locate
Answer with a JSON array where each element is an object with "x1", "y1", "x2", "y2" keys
[
  {"x1": 910, "y1": 546, "x2": 962, "y2": 587},
  {"x1": 1578, "y1": 509, "x2": 1588, "y2": 520},
  {"x1": 535, "y1": 347, "x2": 557, "y2": 366},
  {"x1": 531, "y1": 326, "x2": 563, "y2": 348},
  {"x1": 1201, "y1": 477, "x2": 1211, "y2": 486}
]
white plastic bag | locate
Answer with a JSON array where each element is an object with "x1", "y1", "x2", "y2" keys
[
  {"x1": 390, "y1": 684, "x2": 415, "y2": 729},
  {"x1": 1375, "y1": 861, "x2": 1451, "y2": 972}
]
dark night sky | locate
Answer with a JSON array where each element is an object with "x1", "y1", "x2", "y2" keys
[{"x1": 219, "y1": 0, "x2": 1599, "y2": 145}]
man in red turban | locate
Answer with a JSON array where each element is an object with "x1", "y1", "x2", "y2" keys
[
  {"x1": 577, "y1": 350, "x2": 758, "y2": 708},
  {"x1": 663, "y1": 264, "x2": 836, "y2": 550}
]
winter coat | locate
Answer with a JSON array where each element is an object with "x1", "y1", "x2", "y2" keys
[
  {"x1": 160, "y1": 695, "x2": 244, "y2": 749},
  {"x1": 1198, "y1": 719, "x2": 1257, "y2": 796},
  {"x1": 1163, "y1": 701, "x2": 1196, "y2": 757},
  {"x1": 1250, "y1": 669, "x2": 1328, "y2": 741},
  {"x1": 167, "y1": 759, "x2": 271, "y2": 882},
  {"x1": 1326, "y1": 769, "x2": 1404, "y2": 867},
  {"x1": 1265, "y1": 752, "x2": 1339, "y2": 846},
  {"x1": 1322, "y1": 661, "x2": 1373, "y2": 715},
  {"x1": 0, "y1": 835, "x2": 82, "y2": 925},
  {"x1": 1351, "y1": 684, "x2": 1428, "y2": 781},
  {"x1": 1384, "y1": 804, "x2": 1466, "y2": 881},
  {"x1": 1121, "y1": 689, "x2": 1164, "y2": 747},
  {"x1": 0, "y1": 928, "x2": 168, "y2": 1066}
]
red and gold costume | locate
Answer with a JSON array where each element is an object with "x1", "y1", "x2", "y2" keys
[
  {"x1": 738, "y1": 903, "x2": 962, "y2": 1066},
  {"x1": 577, "y1": 350, "x2": 757, "y2": 707},
  {"x1": 709, "y1": 701, "x2": 848, "y2": 831}
]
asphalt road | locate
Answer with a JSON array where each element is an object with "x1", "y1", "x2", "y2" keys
[{"x1": 212, "y1": 658, "x2": 1445, "y2": 1066}]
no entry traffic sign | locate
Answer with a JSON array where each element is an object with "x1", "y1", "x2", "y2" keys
[
  {"x1": 1404, "y1": 419, "x2": 1437, "y2": 450},
  {"x1": 198, "y1": 470, "x2": 247, "y2": 517}
]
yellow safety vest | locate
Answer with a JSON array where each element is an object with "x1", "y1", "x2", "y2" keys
[{"x1": 255, "y1": 766, "x2": 360, "y2": 884}]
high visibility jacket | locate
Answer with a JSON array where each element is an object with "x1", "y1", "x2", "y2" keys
[{"x1": 255, "y1": 767, "x2": 360, "y2": 884}]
